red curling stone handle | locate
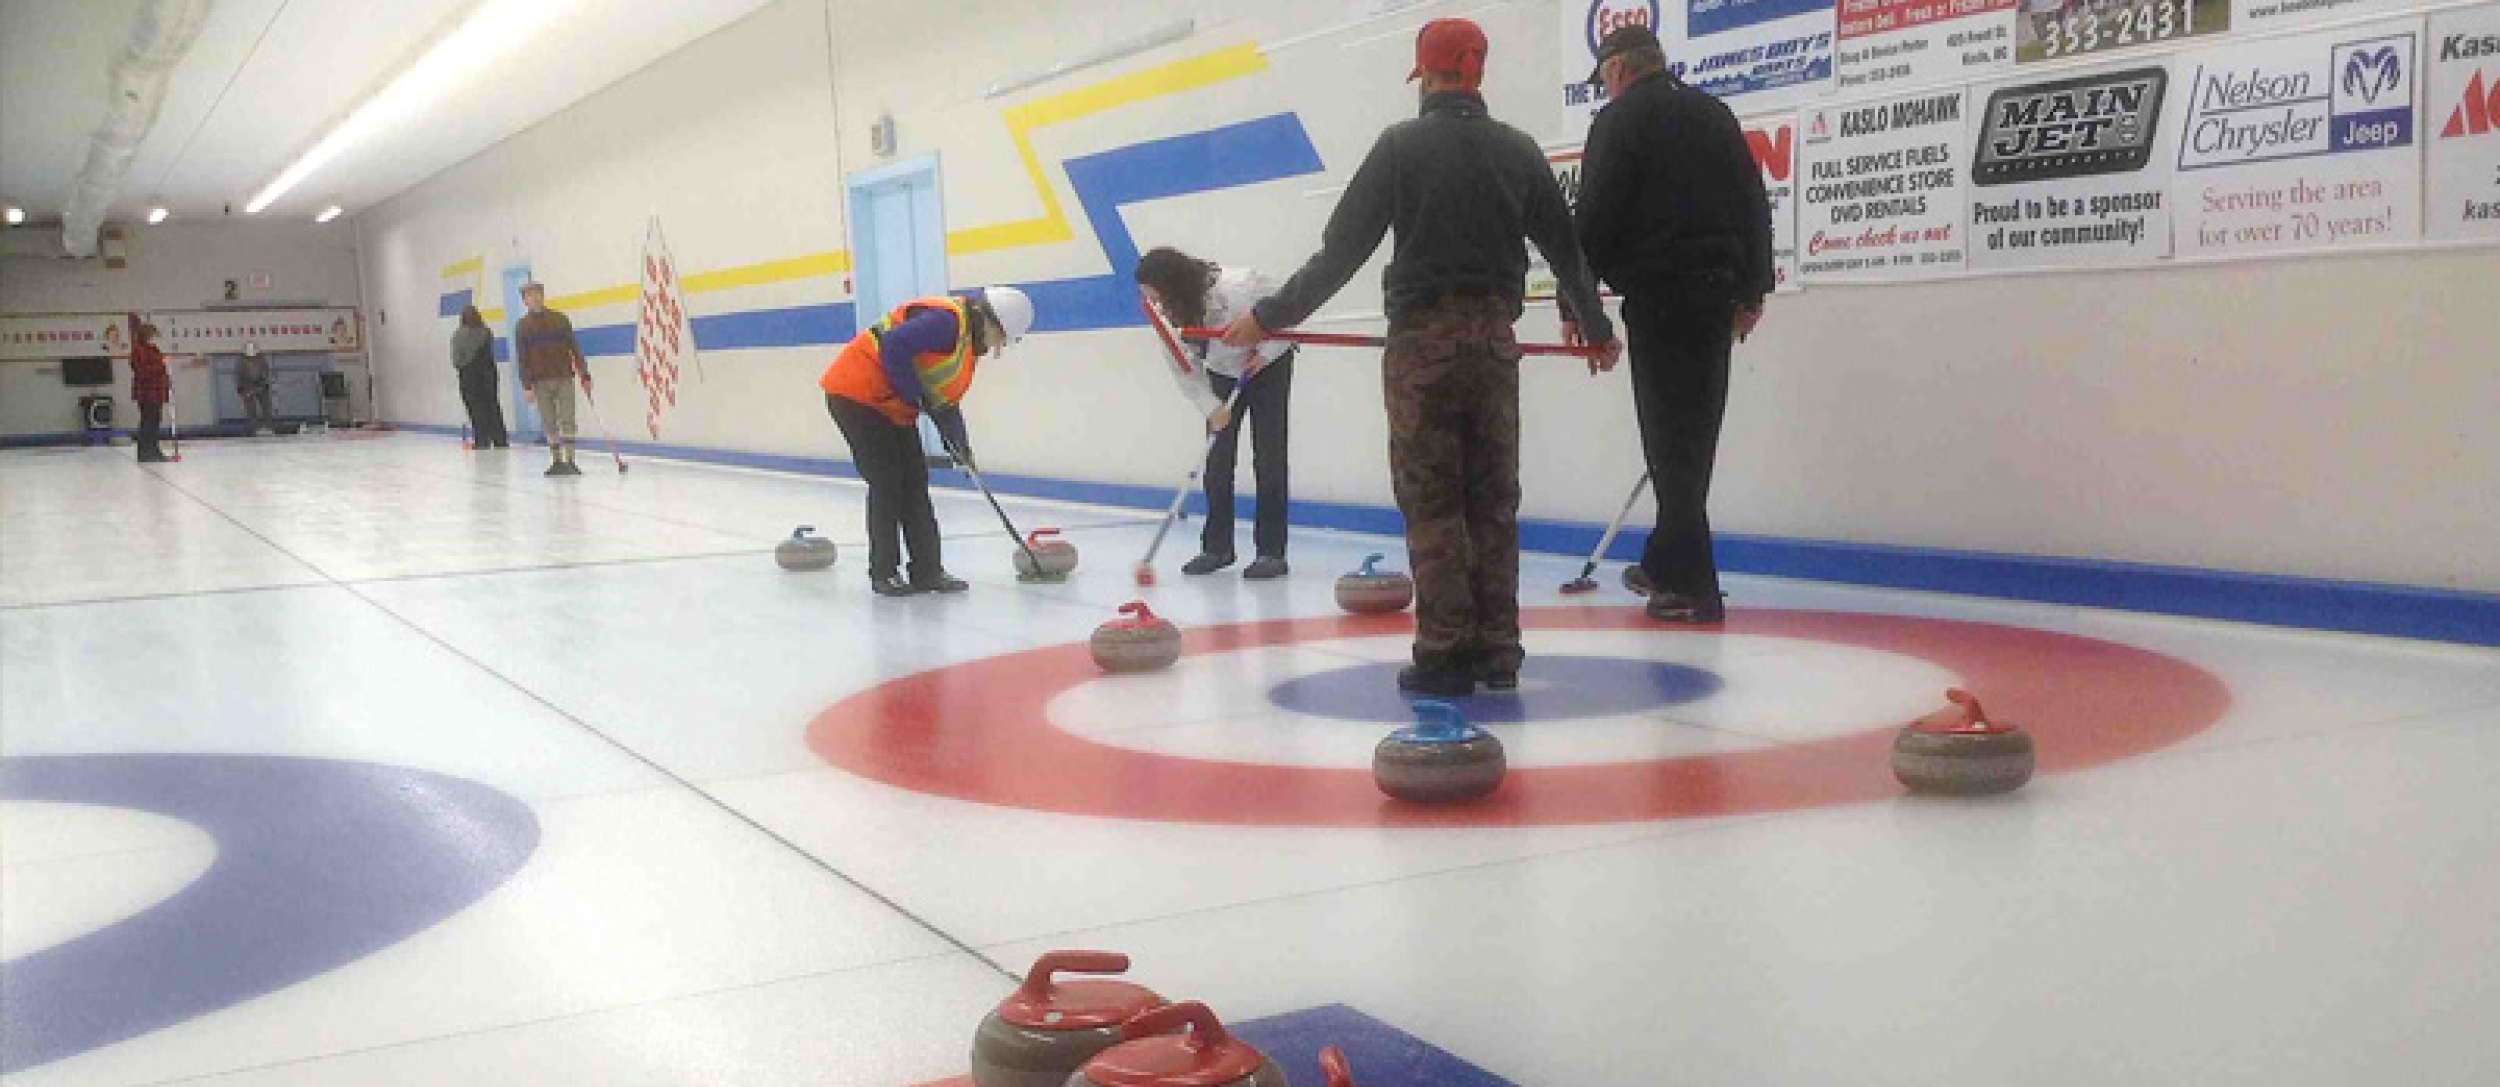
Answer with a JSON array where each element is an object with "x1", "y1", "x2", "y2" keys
[{"x1": 1018, "y1": 950, "x2": 1131, "y2": 999}]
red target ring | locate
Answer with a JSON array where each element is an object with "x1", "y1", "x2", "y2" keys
[{"x1": 807, "y1": 609, "x2": 2231, "y2": 827}]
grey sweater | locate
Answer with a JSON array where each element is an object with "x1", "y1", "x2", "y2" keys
[{"x1": 451, "y1": 325, "x2": 493, "y2": 371}]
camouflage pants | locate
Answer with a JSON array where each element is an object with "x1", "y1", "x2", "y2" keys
[{"x1": 1383, "y1": 294, "x2": 1525, "y2": 670}]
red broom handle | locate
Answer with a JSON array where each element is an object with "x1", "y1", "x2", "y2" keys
[{"x1": 1140, "y1": 295, "x2": 1197, "y2": 374}]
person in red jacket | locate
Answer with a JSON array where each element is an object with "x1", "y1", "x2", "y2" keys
[{"x1": 128, "y1": 317, "x2": 171, "y2": 464}]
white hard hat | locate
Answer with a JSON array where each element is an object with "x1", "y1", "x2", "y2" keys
[{"x1": 980, "y1": 286, "x2": 1033, "y2": 348}]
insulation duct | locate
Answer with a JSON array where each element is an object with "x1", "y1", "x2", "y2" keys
[{"x1": 59, "y1": 0, "x2": 214, "y2": 258}]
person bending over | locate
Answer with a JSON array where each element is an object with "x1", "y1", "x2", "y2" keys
[{"x1": 819, "y1": 286, "x2": 1035, "y2": 597}]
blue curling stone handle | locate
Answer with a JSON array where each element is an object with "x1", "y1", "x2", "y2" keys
[{"x1": 1389, "y1": 700, "x2": 1485, "y2": 745}]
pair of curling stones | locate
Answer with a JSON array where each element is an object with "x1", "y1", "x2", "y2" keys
[
  {"x1": 1374, "y1": 700, "x2": 1505, "y2": 804},
  {"x1": 1892, "y1": 688, "x2": 2036, "y2": 795},
  {"x1": 1334, "y1": 554, "x2": 1414, "y2": 615},
  {"x1": 972, "y1": 952, "x2": 1350, "y2": 1087},
  {"x1": 1091, "y1": 601, "x2": 1182, "y2": 674},
  {"x1": 1014, "y1": 528, "x2": 1080, "y2": 581},
  {"x1": 774, "y1": 526, "x2": 838, "y2": 571}
]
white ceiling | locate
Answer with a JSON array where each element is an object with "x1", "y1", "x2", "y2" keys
[{"x1": 0, "y1": 0, "x2": 775, "y2": 225}]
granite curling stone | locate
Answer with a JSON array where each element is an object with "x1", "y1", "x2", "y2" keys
[
  {"x1": 970, "y1": 950, "x2": 1164, "y2": 1087},
  {"x1": 1090, "y1": 601, "x2": 1182, "y2": 674},
  {"x1": 1373, "y1": 700, "x2": 1506, "y2": 804},
  {"x1": 1334, "y1": 553, "x2": 1415, "y2": 615},
  {"x1": 1892, "y1": 688, "x2": 2036, "y2": 796},
  {"x1": 775, "y1": 526, "x2": 838, "y2": 571}
]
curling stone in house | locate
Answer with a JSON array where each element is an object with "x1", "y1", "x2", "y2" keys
[
  {"x1": 1090, "y1": 601, "x2": 1182, "y2": 674},
  {"x1": 1373, "y1": 700, "x2": 1506, "y2": 804},
  {"x1": 1334, "y1": 553, "x2": 1415, "y2": 615},
  {"x1": 970, "y1": 951, "x2": 1165, "y2": 1087},
  {"x1": 1068, "y1": 1002, "x2": 1289, "y2": 1087},
  {"x1": 1013, "y1": 528, "x2": 1080, "y2": 579},
  {"x1": 775, "y1": 526, "x2": 838, "y2": 571},
  {"x1": 1892, "y1": 688, "x2": 2036, "y2": 796}
]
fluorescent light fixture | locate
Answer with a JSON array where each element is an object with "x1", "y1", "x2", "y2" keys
[
  {"x1": 984, "y1": 19, "x2": 1196, "y2": 99},
  {"x1": 147, "y1": 207, "x2": 170, "y2": 224},
  {"x1": 315, "y1": 206, "x2": 344, "y2": 223},
  {"x1": 247, "y1": 0, "x2": 582, "y2": 214},
  {"x1": 3, "y1": 206, "x2": 22, "y2": 226}
]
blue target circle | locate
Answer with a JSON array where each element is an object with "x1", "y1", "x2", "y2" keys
[{"x1": 1266, "y1": 655, "x2": 1722, "y2": 724}]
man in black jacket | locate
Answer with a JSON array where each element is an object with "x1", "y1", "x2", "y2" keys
[
  {"x1": 1575, "y1": 26, "x2": 1775, "y2": 624},
  {"x1": 1225, "y1": 17, "x2": 1619, "y2": 696}
]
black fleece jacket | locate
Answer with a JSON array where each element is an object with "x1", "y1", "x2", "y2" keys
[{"x1": 1575, "y1": 70, "x2": 1776, "y2": 306}]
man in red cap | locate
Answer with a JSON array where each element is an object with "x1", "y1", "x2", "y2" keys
[{"x1": 1225, "y1": 18, "x2": 1619, "y2": 697}]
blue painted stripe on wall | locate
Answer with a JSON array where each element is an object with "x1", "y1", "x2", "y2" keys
[
  {"x1": 383, "y1": 421, "x2": 2500, "y2": 648},
  {"x1": 1030, "y1": 113, "x2": 1328, "y2": 333},
  {"x1": 437, "y1": 290, "x2": 473, "y2": 318},
  {"x1": 481, "y1": 114, "x2": 1325, "y2": 356},
  {"x1": 568, "y1": 302, "x2": 861, "y2": 358}
]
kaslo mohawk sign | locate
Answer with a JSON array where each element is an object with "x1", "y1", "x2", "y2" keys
[{"x1": 634, "y1": 216, "x2": 700, "y2": 439}]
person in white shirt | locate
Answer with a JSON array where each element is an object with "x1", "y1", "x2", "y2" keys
[{"x1": 1136, "y1": 247, "x2": 1297, "y2": 579}]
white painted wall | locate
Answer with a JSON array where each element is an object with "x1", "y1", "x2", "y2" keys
[
  {"x1": 0, "y1": 221, "x2": 362, "y2": 312},
  {"x1": 357, "y1": 0, "x2": 2500, "y2": 594},
  {"x1": 1, "y1": 221, "x2": 363, "y2": 438}
]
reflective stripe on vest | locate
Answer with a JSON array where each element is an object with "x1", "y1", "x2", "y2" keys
[{"x1": 873, "y1": 297, "x2": 974, "y2": 408}]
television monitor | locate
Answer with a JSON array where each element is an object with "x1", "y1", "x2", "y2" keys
[{"x1": 60, "y1": 358, "x2": 113, "y2": 387}]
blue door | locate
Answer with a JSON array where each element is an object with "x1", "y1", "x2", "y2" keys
[
  {"x1": 846, "y1": 156, "x2": 951, "y2": 460},
  {"x1": 500, "y1": 265, "x2": 541, "y2": 441},
  {"x1": 209, "y1": 355, "x2": 243, "y2": 422}
]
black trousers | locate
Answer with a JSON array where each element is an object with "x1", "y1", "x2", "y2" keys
[
  {"x1": 828, "y1": 394, "x2": 943, "y2": 581},
  {"x1": 1202, "y1": 351, "x2": 1293, "y2": 559},
  {"x1": 458, "y1": 364, "x2": 509, "y2": 447},
  {"x1": 136, "y1": 402, "x2": 164, "y2": 461},
  {"x1": 1623, "y1": 292, "x2": 1736, "y2": 600}
]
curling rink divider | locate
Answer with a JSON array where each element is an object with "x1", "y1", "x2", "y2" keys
[{"x1": 386, "y1": 421, "x2": 2500, "y2": 647}]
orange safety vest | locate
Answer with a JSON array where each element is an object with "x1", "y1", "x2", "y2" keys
[{"x1": 819, "y1": 297, "x2": 979, "y2": 425}]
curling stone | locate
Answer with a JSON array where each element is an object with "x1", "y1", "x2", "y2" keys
[
  {"x1": 970, "y1": 950, "x2": 1165, "y2": 1087},
  {"x1": 1070, "y1": 1001, "x2": 1289, "y2": 1087},
  {"x1": 1013, "y1": 528, "x2": 1080, "y2": 579},
  {"x1": 1090, "y1": 601, "x2": 1182, "y2": 674},
  {"x1": 775, "y1": 526, "x2": 838, "y2": 571},
  {"x1": 1373, "y1": 700, "x2": 1506, "y2": 804},
  {"x1": 1892, "y1": 688, "x2": 2036, "y2": 796},
  {"x1": 1334, "y1": 553, "x2": 1415, "y2": 615}
]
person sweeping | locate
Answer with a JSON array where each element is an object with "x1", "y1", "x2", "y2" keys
[
  {"x1": 819, "y1": 286, "x2": 1034, "y2": 597},
  {"x1": 1135, "y1": 247, "x2": 1296, "y2": 580}
]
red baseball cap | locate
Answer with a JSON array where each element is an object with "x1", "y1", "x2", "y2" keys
[{"x1": 1407, "y1": 18, "x2": 1488, "y2": 83}]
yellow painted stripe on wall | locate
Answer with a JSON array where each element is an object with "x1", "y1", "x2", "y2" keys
[
  {"x1": 547, "y1": 284, "x2": 642, "y2": 311},
  {"x1": 480, "y1": 307, "x2": 507, "y2": 323},
  {"x1": 442, "y1": 44, "x2": 1263, "y2": 312},
  {"x1": 946, "y1": 43, "x2": 1268, "y2": 257},
  {"x1": 682, "y1": 250, "x2": 852, "y2": 293}
]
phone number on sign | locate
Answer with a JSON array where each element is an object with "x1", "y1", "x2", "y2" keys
[{"x1": 2033, "y1": 0, "x2": 2212, "y2": 61}]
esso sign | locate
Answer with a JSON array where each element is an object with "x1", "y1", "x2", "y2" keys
[{"x1": 1587, "y1": 0, "x2": 1661, "y2": 55}]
